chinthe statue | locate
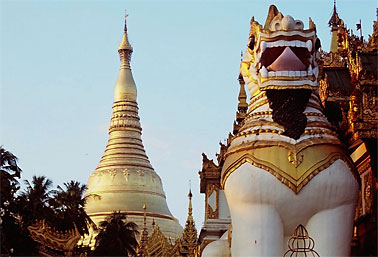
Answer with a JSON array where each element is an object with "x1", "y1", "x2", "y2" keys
[{"x1": 202, "y1": 5, "x2": 358, "y2": 257}]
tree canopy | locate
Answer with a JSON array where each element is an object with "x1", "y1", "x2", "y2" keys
[
  {"x1": 0, "y1": 146, "x2": 96, "y2": 255},
  {"x1": 92, "y1": 211, "x2": 139, "y2": 256}
]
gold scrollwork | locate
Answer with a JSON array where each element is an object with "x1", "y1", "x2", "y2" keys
[
  {"x1": 206, "y1": 183, "x2": 219, "y2": 219},
  {"x1": 288, "y1": 151, "x2": 304, "y2": 168}
]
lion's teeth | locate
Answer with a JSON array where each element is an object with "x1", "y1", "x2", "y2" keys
[
  {"x1": 260, "y1": 66, "x2": 268, "y2": 77},
  {"x1": 255, "y1": 52, "x2": 261, "y2": 64},
  {"x1": 263, "y1": 69, "x2": 316, "y2": 77},
  {"x1": 261, "y1": 41, "x2": 267, "y2": 53},
  {"x1": 274, "y1": 40, "x2": 285, "y2": 47},
  {"x1": 306, "y1": 40, "x2": 313, "y2": 52},
  {"x1": 307, "y1": 66, "x2": 313, "y2": 75}
]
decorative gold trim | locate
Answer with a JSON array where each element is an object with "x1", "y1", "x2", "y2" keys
[
  {"x1": 259, "y1": 33, "x2": 315, "y2": 42},
  {"x1": 205, "y1": 183, "x2": 219, "y2": 219},
  {"x1": 240, "y1": 120, "x2": 334, "y2": 132},
  {"x1": 248, "y1": 96, "x2": 322, "y2": 113},
  {"x1": 90, "y1": 189, "x2": 166, "y2": 199},
  {"x1": 89, "y1": 211, "x2": 179, "y2": 222},
  {"x1": 245, "y1": 111, "x2": 326, "y2": 120},
  {"x1": 233, "y1": 127, "x2": 338, "y2": 140},
  {"x1": 225, "y1": 138, "x2": 343, "y2": 159},
  {"x1": 260, "y1": 76, "x2": 316, "y2": 83},
  {"x1": 258, "y1": 84, "x2": 317, "y2": 90},
  {"x1": 306, "y1": 102, "x2": 323, "y2": 112},
  {"x1": 241, "y1": 120, "x2": 285, "y2": 130},
  {"x1": 221, "y1": 143, "x2": 358, "y2": 193},
  {"x1": 248, "y1": 91, "x2": 266, "y2": 106},
  {"x1": 28, "y1": 220, "x2": 81, "y2": 253},
  {"x1": 248, "y1": 99, "x2": 269, "y2": 113}
]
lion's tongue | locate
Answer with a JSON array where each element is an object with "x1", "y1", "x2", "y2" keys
[{"x1": 267, "y1": 47, "x2": 306, "y2": 71}]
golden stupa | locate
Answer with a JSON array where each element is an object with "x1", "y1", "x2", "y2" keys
[{"x1": 84, "y1": 18, "x2": 182, "y2": 243}]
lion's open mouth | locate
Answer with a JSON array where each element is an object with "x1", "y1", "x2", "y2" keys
[{"x1": 258, "y1": 40, "x2": 313, "y2": 78}]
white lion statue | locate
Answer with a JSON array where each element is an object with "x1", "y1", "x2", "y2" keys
[{"x1": 203, "y1": 5, "x2": 359, "y2": 257}]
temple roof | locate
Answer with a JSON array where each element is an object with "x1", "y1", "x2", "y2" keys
[
  {"x1": 323, "y1": 67, "x2": 353, "y2": 96},
  {"x1": 360, "y1": 52, "x2": 378, "y2": 80},
  {"x1": 328, "y1": 0, "x2": 341, "y2": 27}
]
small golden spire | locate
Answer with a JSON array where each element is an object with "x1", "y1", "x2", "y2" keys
[
  {"x1": 237, "y1": 74, "x2": 248, "y2": 109},
  {"x1": 233, "y1": 74, "x2": 248, "y2": 135},
  {"x1": 137, "y1": 203, "x2": 149, "y2": 257},
  {"x1": 328, "y1": 0, "x2": 341, "y2": 28},
  {"x1": 328, "y1": 0, "x2": 342, "y2": 53},
  {"x1": 118, "y1": 14, "x2": 133, "y2": 52},
  {"x1": 188, "y1": 188, "x2": 193, "y2": 218},
  {"x1": 143, "y1": 203, "x2": 147, "y2": 227},
  {"x1": 181, "y1": 189, "x2": 198, "y2": 257},
  {"x1": 113, "y1": 14, "x2": 137, "y2": 101},
  {"x1": 152, "y1": 218, "x2": 155, "y2": 228}
]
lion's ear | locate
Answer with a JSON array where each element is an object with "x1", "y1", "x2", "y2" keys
[{"x1": 264, "y1": 5, "x2": 282, "y2": 30}]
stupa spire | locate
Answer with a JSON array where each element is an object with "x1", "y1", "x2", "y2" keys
[
  {"x1": 84, "y1": 17, "x2": 183, "y2": 247},
  {"x1": 137, "y1": 204, "x2": 149, "y2": 257},
  {"x1": 233, "y1": 74, "x2": 248, "y2": 135},
  {"x1": 179, "y1": 189, "x2": 198, "y2": 257},
  {"x1": 328, "y1": 0, "x2": 341, "y2": 28},
  {"x1": 114, "y1": 14, "x2": 137, "y2": 102},
  {"x1": 188, "y1": 189, "x2": 193, "y2": 219},
  {"x1": 329, "y1": 0, "x2": 342, "y2": 53}
]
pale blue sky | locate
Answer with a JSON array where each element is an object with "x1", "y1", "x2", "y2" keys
[{"x1": 1, "y1": 0, "x2": 376, "y2": 228}]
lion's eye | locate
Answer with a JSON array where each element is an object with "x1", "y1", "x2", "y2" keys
[{"x1": 248, "y1": 36, "x2": 255, "y2": 50}]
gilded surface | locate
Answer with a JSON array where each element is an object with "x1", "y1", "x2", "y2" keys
[
  {"x1": 222, "y1": 143, "x2": 357, "y2": 193},
  {"x1": 221, "y1": 4, "x2": 361, "y2": 195},
  {"x1": 28, "y1": 220, "x2": 81, "y2": 255},
  {"x1": 205, "y1": 183, "x2": 219, "y2": 219},
  {"x1": 84, "y1": 20, "x2": 182, "y2": 245},
  {"x1": 145, "y1": 192, "x2": 198, "y2": 257}
]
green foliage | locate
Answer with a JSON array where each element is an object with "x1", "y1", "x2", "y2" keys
[
  {"x1": 0, "y1": 146, "x2": 95, "y2": 255},
  {"x1": 0, "y1": 146, "x2": 39, "y2": 255},
  {"x1": 91, "y1": 211, "x2": 139, "y2": 256},
  {"x1": 18, "y1": 175, "x2": 55, "y2": 228},
  {"x1": 49, "y1": 180, "x2": 97, "y2": 236}
]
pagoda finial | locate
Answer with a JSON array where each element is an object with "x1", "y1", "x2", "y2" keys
[
  {"x1": 118, "y1": 13, "x2": 133, "y2": 55},
  {"x1": 124, "y1": 11, "x2": 128, "y2": 32},
  {"x1": 188, "y1": 184, "x2": 193, "y2": 218},
  {"x1": 137, "y1": 203, "x2": 149, "y2": 257},
  {"x1": 181, "y1": 189, "x2": 198, "y2": 256},
  {"x1": 328, "y1": 0, "x2": 341, "y2": 28},
  {"x1": 328, "y1": 0, "x2": 343, "y2": 53},
  {"x1": 143, "y1": 203, "x2": 147, "y2": 227},
  {"x1": 233, "y1": 74, "x2": 248, "y2": 135},
  {"x1": 113, "y1": 15, "x2": 137, "y2": 101}
]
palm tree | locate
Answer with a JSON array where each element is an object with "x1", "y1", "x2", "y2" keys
[
  {"x1": 0, "y1": 147, "x2": 21, "y2": 214},
  {"x1": 1, "y1": 147, "x2": 22, "y2": 214},
  {"x1": 18, "y1": 175, "x2": 54, "y2": 228},
  {"x1": 0, "y1": 147, "x2": 22, "y2": 255},
  {"x1": 92, "y1": 211, "x2": 139, "y2": 256},
  {"x1": 50, "y1": 180, "x2": 96, "y2": 236}
]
